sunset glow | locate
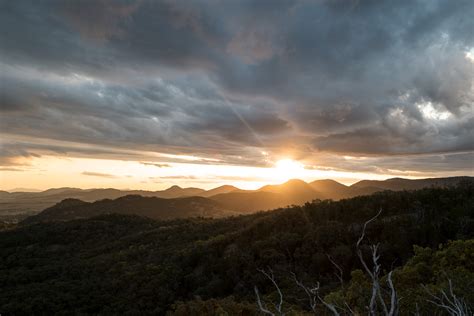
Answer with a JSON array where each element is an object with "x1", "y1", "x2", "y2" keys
[
  {"x1": 1, "y1": 153, "x2": 455, "y2": 192},
  {"x1": 273, "y1": 159, "x2": 305, "y2": 182}
]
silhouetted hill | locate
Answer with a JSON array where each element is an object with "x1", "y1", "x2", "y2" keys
[
  {"x1": 210, "y1": 191, "x2": 290, "y2": 213},
  {"x1": 351, "y1": 176, "x2": 472, "y2": 191},
  {"x1": 259, "y1": 179, "x2": 315, "y2": 195},
  {"x1": 1, "y1": 186, "x2": 214, "y2": 222},
  {"x1": 258, "y1": 179, "x2": 323, "y2": 204},
  {"x1": 158, "y1": 185, "x2": 206, "y2": 198},
  {"x1": 308, "y1": 177, "x2": 473, "y2": 200},
  {"x1": 0, "y1": 190, "x2": 10, "y2": 197},
  {"x1": 21, "y1": 195, "x2": 235, "y2": 225},
  {"x1": 309, "y1": 179, "x2": 352, "y2": 199},
  {"x1": 199, "y1": 185, "x2": 241, "y2": 197},
  {"x1": 209, "y1": 180, "x2": 327, "y2": 212},
  {"x1": 40, "y1": 187, "x2": 84, "y2": 196},
  {"x1": 3, "y1": 177, "x2": 472, "y2": 223}
]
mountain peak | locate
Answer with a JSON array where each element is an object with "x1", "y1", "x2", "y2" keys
[
  {"x1": 283, "y1": 179, "x2": 308, "y2": 186},
  {"x1": 200, "y1": 185, "x2": 241, "y2": 197},
  {"x1": 259, "y1": 179, "x2": 316, "y2": 195},
  {"x1": 309, "y1": 179, "x2": 350, "y2": 199},
  {"x1": 311, "y1": 179, "x2": 342, "y2": 184},
  {"x1": 310, "y1": 179, "x2": 347, "y2": 187},
  {"x1": 216, "y1": 185, "x2": 238, "y2": 189},
  {"x1": 166, "y1": 185, "x2": 182, "y2": 191}
]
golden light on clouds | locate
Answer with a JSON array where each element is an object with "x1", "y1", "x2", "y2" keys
[{"x1": 0, "y1": 154, "x2": 412, "y2": 191}]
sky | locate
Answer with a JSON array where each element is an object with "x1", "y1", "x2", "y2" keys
[{"x1": 1, "y1": 0, "x2": 473, "y2": 191}]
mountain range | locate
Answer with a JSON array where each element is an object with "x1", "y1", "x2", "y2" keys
[
  {"x1": 6, "y1": 176, "x2": 471, "y2": 224},
  {"x1": 21, "y1": 195, "x2": 236, "y2": 225}
]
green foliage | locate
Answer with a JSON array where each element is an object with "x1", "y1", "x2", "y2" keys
[
  {"x1": 0, "y1": 185, "x2": 473, "y2": 314},
  {"x1": 325, "y1": 240, "x2": 474, "y2": 314},
  {"x1": 394, "y1": 239, "x2": 474, "y2": 314}
]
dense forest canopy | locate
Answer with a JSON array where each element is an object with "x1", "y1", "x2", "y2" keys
[{"x1": 1, "y1": 184, "x2": 473, "y2": 314}]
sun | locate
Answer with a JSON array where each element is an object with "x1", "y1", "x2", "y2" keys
[{"x1": 274, "y1": 159, "x2": 305, "y2": 182}]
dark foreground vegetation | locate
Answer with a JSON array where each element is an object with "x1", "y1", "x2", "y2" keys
[{"x1": 1, "y1": 184, "x2": 473, "y2": 314}]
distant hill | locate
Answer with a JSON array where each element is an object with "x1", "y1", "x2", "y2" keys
[
  {"x1": 0, "y1": 191, "x2": 11, "y2": 198},
  {"x1": 259, "y1": 179, "x2": 317, "y2": 196},
  {"x1": 21, "y1": 195, "x2": 235, "y2": 225},
  {"x1": 351, "y1": 176, "x2": 472, "y2": 191},
  {"x1": 210, "y1": 179, "x2": 325, "y2": 212},
  {"x1": 3, "y1": 176, "x2": 472, "y2": 223},
  {"x1": 309, "y1": 179, "x2": 352, "y2": 199},
  {"x1": 199, "y1": 185, "x2": 241, "y2": 197},
  {"x1": 158, "y1": 185, "x2": 206, "y2": 198},
  {"x1": 8, "y1": 188, "x2": 42, "y2": 193},
  {"x1": 0, "y1": 186, "x2": 212, "y2": 222},
  {"x1": 210, "y1": 191, "x2": 290, "y2": 213}
]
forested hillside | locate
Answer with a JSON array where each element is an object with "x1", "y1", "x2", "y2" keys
[
  {"x1": 1, "y1": 184, "x2": 473, "y2": 314},
  {"x1": 21, "y1": 195, "x2": 235, "y2": 225}
]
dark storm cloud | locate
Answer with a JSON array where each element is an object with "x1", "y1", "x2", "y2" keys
[
  {"x1": 59, "y1": 0, "x2": 142, "y2": 41},
  {"x1": 1, "y1": 0, "x2": 473, "y2": 174},
  {"x1": 0, "y1": 65, "x2": 289, "y2": 159},
  {"x1": 307, "y1": 151, "x2": 474, "y2": 176},
  {"x1": 0, "y1": 139, "x2": 142, "y2": 167}
]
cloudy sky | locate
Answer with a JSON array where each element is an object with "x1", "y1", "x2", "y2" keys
[{"x1": 1, "y1": 0, "x2": 473, "y2": 190}]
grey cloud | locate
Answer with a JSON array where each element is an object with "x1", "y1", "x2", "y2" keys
[
  {"x1": 0, "y1": 143, "x2": 41, "y2": 166},
  {"x1": 307, "y1": 152, "x2": 474, "y2": 176},
  {"x1": 226, "y1": 25, "x2": 277, "y2": 64},
  {"x1": 1, "y1": 65, "x2": 290, "y2": 159},
  {"x1": 1, "y1": 0, "x2": 473, "y2": 174},
  {"x1": 59, "y1": 0, "x2": 141, "y2": 41}
]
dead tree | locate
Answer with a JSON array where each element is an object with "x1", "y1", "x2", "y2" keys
[
  {"x1": 356, "y1": 209, "x2": 398, "y2": 316},
  {"x1": 291, "y1": 272, "x2": 341, "y2": 315},
  {"x1": 254, "y1": 209, "x2": 401, "y2": 315},
  {"x1": 424, "y1": 279, "x2": 472, "y2": 316},
  {"x1": 327, "y1": 254, "x2": 344, "y2": 288},
  {"x1": 254, "y1": 268, "x2": 285, "y2": 316}
]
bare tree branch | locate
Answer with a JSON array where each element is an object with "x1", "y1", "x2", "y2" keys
[
  {"x1": 356, "y1": 209, "x2": 383, "y2": 280},
  {"x1": 327, "y1": 254, "x2": 344, "y2": 288},
  {"x1": 255, "y1": 286, "x2": 276, "y2": 316},
  {"x1": 356, "y1": 208, "x2": 383, "y2": 250},
  {"x1": 356, "y1": 209, "x2": 399, "y2": 316},
  {"x1": 356, "y1": 210, "x2": 381, "y2": 315},
  {"x1": 387, "y1": 271, "x2": 398, "y2": 316},
  {"x1": 344, "y1": 301, "x2": 355, "y2": 315},
  {"x1": 292, "y1": 272, "x2": 340, "y2": 316},
  {"x1": 424, "y1": 279, "x2": 472, "y2": 316},
  {"x1": 291, "y1": 272, "x2": 318, "y2": 313},
  {"x1": 255, "y1": 268, "x2": 285, "y2": 315}
]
